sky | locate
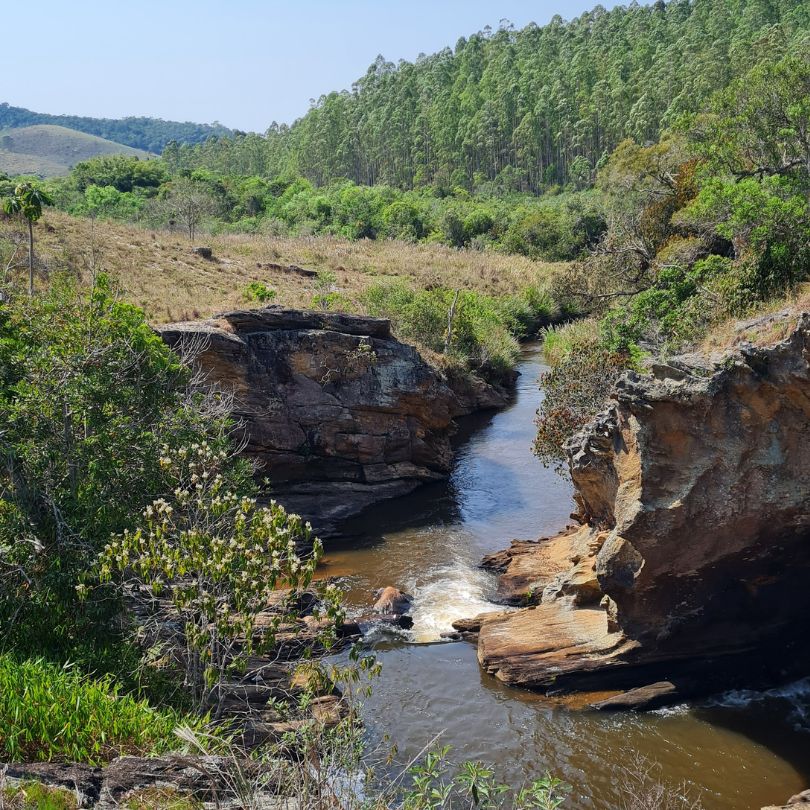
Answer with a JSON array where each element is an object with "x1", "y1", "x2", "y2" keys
[{"x1": 2, "y1": 1, "x2": 621, "y2": 132}]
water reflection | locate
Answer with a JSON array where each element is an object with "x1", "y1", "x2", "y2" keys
[{"x1": 321, "y1": 344, "x2": 810, "y2": 809}]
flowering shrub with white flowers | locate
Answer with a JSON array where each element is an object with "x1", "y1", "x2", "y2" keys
[{"x1": 98, "y1": 441, "x2": 335, "y2": 713}]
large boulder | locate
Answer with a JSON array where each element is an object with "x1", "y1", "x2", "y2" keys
[
  {"x1": 475, "y1": 312, "x2": 810, "y2": 696},
  {"x1": 372, "y1": 586, "x2": 413, "y2": 614},
  {"x1": 159, "y1": 307, "x2": 486, "y2": 533}
]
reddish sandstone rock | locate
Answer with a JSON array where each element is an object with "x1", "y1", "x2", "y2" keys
[
  {"x1": 474, "y1": 312, "x2": 810, "y2": 697},
  {"x1": 372, "y1": 586, "x2": 413, "y2": 614},
  {"x1": 160, "y1": 307, "x2": 500, "y2": 533}
]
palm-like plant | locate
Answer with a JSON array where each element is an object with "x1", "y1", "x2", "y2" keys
[{"x1": 3, "y1": 182, "x2": 53, "y2": 296}]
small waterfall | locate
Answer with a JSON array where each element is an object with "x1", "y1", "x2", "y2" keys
[{"x1": 408, "y1": 561, "x2": 509, "y2": 643}]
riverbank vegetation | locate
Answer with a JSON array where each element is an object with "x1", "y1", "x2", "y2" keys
[
  {"x1": 0, "y1": 0, "x2": 807, "y2": 805},
  {"x1": 534, "y1": 45, "x2": 810, "y2": 464},
  {"x1": 0, "y1": 274, "x2": 572, "y2": 807},
  {"x1": 0, "y1": 277, "x2": 334, "y2": 759}
]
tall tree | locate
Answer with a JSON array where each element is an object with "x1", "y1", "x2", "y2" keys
[
  {"x1": 172, "y1": 0, "x2": 809, "y2": 194},
  {"x1": 2, "y1": 182, "x2": 53, "y2": 296}
]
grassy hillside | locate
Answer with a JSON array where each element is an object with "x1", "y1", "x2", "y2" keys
[
  {"x1": 0, "y1": 209, "x2": 557, "y2": 324},
  {"x1": 0, "y1": 125, "x2": 152, "y2": 177},
  {"x1": 0, "y1": 102, "x2": 233, "y2": 152}
]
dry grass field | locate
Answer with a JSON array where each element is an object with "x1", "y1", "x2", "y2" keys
[
  {"x1": 699, "y1": 283, "x2": 810, "y2": 352},
  {"x1": 0, "y1": 210, "x2": 559, "y2": 324}
]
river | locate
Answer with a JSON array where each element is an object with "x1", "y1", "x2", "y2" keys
[{"x1": 319, "y1": 343, "x2": 810, "y2": 809}]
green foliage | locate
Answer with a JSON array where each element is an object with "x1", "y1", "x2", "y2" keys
[
  {"x1": 382, "y1": 198, "x2": 427, "y2": 240},
  {"x1": 312, "y1": 269, "x2": 339, "y2": 310},
  {"x1": 690, "y1": 52, "x2": 810, "y2": 181},
  {"x1": 55, "y1": 155, "x2": 605, "y2": 258},
  {"x1": 77, "y1": 184, "x2": 145, "y2": 220},
  {"x1": 363, "y1": 281, "x2": 555, "y2": 379},
  {"x1": 244, "y1": 280, "x2": 276, "y2": 302},
  {"x1": 2, "y1": 782, "x2": 78, "y2": 810},
  {"x1": 2, "y1": 181, "x2": 53, "y2": 223},
  {"x1": 98, "y1": 443, "x2": 338, "y2": 712},
  {"x1": 402, "y1": 744, "x2": 570, "y2": 810},
  {"x1": 0, "y1": 276, "x2": 239, "y2": 661},
  {"x1": 600, "y1": 259, "x2": 731, "y2": 354},
  {"x1": 534, "y1": 322, "x2": 630, "y2": 467},
  {"x1": 166, "y1": 2, "x2": 807, "y2": 191},
  {"x1": 71, "y1": 155, "x2": 169, "y2": 193},
  {"x1": 502, "y1": 197, "x2": 605, "y2": 261},
  {"x1": 2, "y1": 180, "x2": 55, "y2": 294},
  {"x1": 536, "y1": 49, "x2": 810, "y2": 465},
  {"x1": 0, "y1": 654, "x2": 196, "y2": 764},
  {"x1": 680, "y1": 174, "x2": 810, "y2": 299}
]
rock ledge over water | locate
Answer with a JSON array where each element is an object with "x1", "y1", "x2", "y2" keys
[
  {"x1": 473, "y1": 312, "x2": 810, "y2": 699},
  {"x1": 160, "y1": 306, "x2": 503, "y2": 533}
]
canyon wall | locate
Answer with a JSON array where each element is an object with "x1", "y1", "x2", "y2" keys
[
  {"x1": 160, "y1": 307, "x2": 501, "y2": 533},
  {"x1": 472, "y1": 312, "x2": 810, "y2": 699}
]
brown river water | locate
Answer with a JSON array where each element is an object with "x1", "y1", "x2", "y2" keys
[{"x1": 318, "y1": 343, "x2": 810, "y2": 809}]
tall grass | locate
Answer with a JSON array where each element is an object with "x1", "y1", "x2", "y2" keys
[
  {"x1": 363, "y1": 280, "x2": 558, "y2": 378},
  {"x1": 0, "y1": 655, "x2": 200, "y2": 765},
  {"x1": 0, "y1": 210, "x2": 561, "y2": 326},
  {"x1": 541, "y1": 318, "x2": 600, "y2": 366}
]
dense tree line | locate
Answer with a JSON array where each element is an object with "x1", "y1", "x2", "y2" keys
[
  {"x1": 168, "y1": 0, "x2": 810, "y2": 191},
  {"x1": 0, "y1": 103, "x2": 232, "y2": 153},
  {"x1": 47, "y1": 155, "x2": 607, "y2": 260},
  {"x1": 535, "y1": 48, "x2": 810, "y2": 463}
]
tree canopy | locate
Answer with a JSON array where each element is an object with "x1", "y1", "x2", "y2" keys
[{"x1": 168, "y1": 0, "x2": 810, "y2": 192}]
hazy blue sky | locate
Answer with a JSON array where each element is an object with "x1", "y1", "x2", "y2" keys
[{"x1": 3, "y1": 1, "x2": 622, "y2": 132}]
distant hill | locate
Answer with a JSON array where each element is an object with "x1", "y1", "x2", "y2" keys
[
  {"x1": 0, "y1": 125, "x2": 153, "y2": 177},
  {"x1": 0, "y1": 103, "x2": 233, "y2": 153}
]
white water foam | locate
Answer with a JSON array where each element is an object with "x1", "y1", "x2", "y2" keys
[{"x1": 407, "y1": 563, "x2": 512, "y2": 644}]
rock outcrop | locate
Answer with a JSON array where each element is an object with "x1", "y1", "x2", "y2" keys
[
  {"x1": 474, "y1": 312, "x2": 810, "y2": 698},
  {"x1": 2, "y1": 756, "x2": 280, "y2": 809},
  {"x1": 160, "y1": 307, "x2": 503, "y2": 533}
]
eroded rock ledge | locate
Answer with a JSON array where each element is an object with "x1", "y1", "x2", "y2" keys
[
  {"x1": 467, "y1": 312, "x2": 810, "y2": 701},
  {"x1": 160, "y1": 307, "x2": 505, "y2": 533}
]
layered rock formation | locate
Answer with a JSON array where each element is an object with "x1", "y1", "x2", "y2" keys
[
  {"x1": 472, "y1": 312, "x2": 810, "y2": 698},
  {"x1": 160, "y1": 307, "x2": 502, "y2": 532}
]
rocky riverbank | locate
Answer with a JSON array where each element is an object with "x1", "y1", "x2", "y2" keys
[
  {"x1": 460, "y1": 311, "x2": 810, "y2": 705},
  {"x1": 160, "y1": 307, "x2": 508, "y2": 534}
]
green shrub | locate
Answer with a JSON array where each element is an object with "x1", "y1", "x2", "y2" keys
[
  {"x1": 0, "y1": 655, "x2": 196, "y2": 764},
  {"x1": 363, "y1": 281, "x2": 446, "y2": 351},
  {"x1": 244, "y1": 280, "x2": 276, "y2": 302},
  {"x1": 541, "y1": 319, "x2": 600, "y2": 366},
  {"x1": 71, "y1": 155, "x2": 169, "y2": 194},
  {"x1": 74, "y1": 184, "x2": 145, "y2": 221},
  {"x1": 0, "y1": 276, "x2": 247, "y2": 662},
  {"x1": 535, "y1": 323, "x2": 629, "y2": 468},
  {"x1": 362, "y1": 281, "x2": 556, "y2": 379},
  {"x1": 382, "y1": 199, "x2": 426, "y2": 241},
  {"x1": 98, "y1": 443, "x2": 339, "y2": 713}
]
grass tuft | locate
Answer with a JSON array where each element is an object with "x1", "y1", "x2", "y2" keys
[
  {"x1": 0, "y1": 655, "x2": 199, "y2": 765},
  {"x1": 1, "y1": 782, "x2": 78, "y2": 810}
]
